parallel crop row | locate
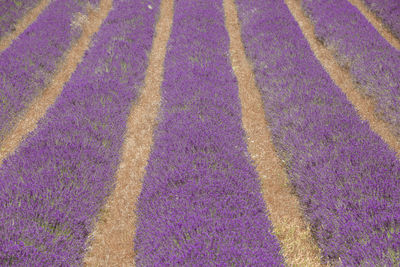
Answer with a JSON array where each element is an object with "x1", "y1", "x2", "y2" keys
[
  {"x1": 0, "y1": 0, "x2": 41, "y2": 37},
  {"x1": 302, "y1": 0, "x2": 400, "y2": 138},
  {"x1": 133, "y1": 0, "x2": 283, "y2": 265},
  {"x1": 236, "y1": 0, "x2": 400, "y2": 265},
  {"x1": 0, "y1": 0, "x2": 159, "y2": 264},
  {"x1": 362, "y1": 0, "x2": 400, "y2": 40},
  {"x1": 0, "y1": 0, "x2": 95, "y2": 142}
]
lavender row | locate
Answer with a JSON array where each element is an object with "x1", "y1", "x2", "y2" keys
[
  {"x1": 362, "y1": 0, "x2": 400, "y2": 40},
  {"x1": 301, "y1": 0, "x2": 400, "y2": 138},
  {"x1": 133, "y1": 0, "x2": 284, "y2": 265},
  {"x1": 0, "y1": 0, "x2": 160, "y2": 265},
  {"x1": 0, "y1": 0, "x2": 94, "y2": 142},
  {"x1": 0, "y1": 0, "x2": 41, "y2": 37},
  {"x1": 235, "y1": 0, "x2": 400, "y2": 265}
]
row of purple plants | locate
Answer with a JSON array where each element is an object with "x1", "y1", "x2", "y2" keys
[
  {"x1": 133, "y1": 0, "x2": 284, "y2": 265},
  {"x1": 0, "y1": 0, "x2": 159, "y2": 264},
  {"x1": 301, "y1": 0, "x2": 400, "y2": 138},
  {"x1": 236, "y1": 0, "x2": 400, "y2": 265},
  {"x1": 0, "y1": 0, "x2": 96, "y2": 142},
  {"x1": 0, "y1": 0, "x2": 41, "y2": 37},
  {"x1": 362, "y1": 0, "x2": 400, "y2": 40}
]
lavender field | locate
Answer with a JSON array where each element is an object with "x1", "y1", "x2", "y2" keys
[{"x1": 0, "y1": 0, "x2": 399, "y2": 265}]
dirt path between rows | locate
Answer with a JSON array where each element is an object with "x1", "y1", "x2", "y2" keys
[
  {"x1": 0, "y1": 0, "x2": 51, "y2": 53},
  {"x1": 0, "y1": 0, "x2": 113, "y2": 165},
  {"x1": 348, "y1": 0, "x2": 400, "y2": 50},
  {"x1": 223, "y1": 0, "x2": 324, "y2": 265},
  {"x1": 83, "y1": 0, "x2": 174, "y2": 265},
  {"x1": 285, "y1": 0, "x2": 400, "y2": 159}
]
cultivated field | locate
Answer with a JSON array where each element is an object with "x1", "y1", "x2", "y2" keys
[{"x1": 0, "y1": 0, "x2": 399, "y2": 265}]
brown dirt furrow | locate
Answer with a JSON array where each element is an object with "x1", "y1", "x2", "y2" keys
[
  {"x1": 348, "y1": 0, "x2": 400, "y2": 50},
  {"x1": 285, "y1": 0, "x2": 400, "y2": 158},
  {"x1": 0, "y1": 0, "x2": 113, "y2": 165},
  {"x1": 223, "y1": 0, "x2": 324, "y2": 265},
  {"x1": 0, "y1": 0, "x2": 52, "y2": 53},
  {"x1": 82, "y1": 0, "x2": 174, "y2": 265}
]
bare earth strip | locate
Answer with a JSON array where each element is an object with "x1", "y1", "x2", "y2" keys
[
  {"x1": 285, "y1": 0, "x2": 400, "y2": 159},
  {"x1": 348, "y1": 0, "x2": 400, "y2": 50},
  {"x1": 224, "y1": 0, "x2": 324, "y2": 265},
  {"x1": 0, "y1": 0, "x2": 52, "y2": 53},
  {"x1": 83, "y1": 0, "x2": 174, "y2": 265},
  {"x1": 0, "y1": 0, "x2": 113, "y2": 165}
]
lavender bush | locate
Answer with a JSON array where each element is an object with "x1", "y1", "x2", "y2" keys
[
  {"x1": 0, "y1": 0, "x2": 96, "y2": 143},
  {"x1": 0, "y1": 0, "x2": 159, "y2": 264},
  {"x1": 133, "y1": 0, "x2": 284, "y2": 265},
  {"x1": 301, "y1": 0, "x2": 400, "y2": 139},
  {"x1": 362, "y1": 0, "x2": 400, "y2": 40},
  {"x1": 236, "y1": 0, "x2": 400, "y2": 265},
  {"x1": 0, "y1": 0, "x2": 41, "y2": 38}
]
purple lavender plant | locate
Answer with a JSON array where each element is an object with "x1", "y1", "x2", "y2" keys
[
  {"x1": 362, "y1": 0, "x2": 400, "y2": 40},
  {"x1": 236, "y1": 0, "x2": 400, "y2": 265},
  {"x1": 0, "y1": 0, "x2": 160, "y2": 264},
  {"x1": 0, "y1": 0, "x2": 95, "y2": 143},
  {"x1": 0, "y1": 0, "x2": 41, "y2": 38},
  {"x1": 133, "y1": 0, "x2": 284, "y2": 265},
  {"x1": 301, "y1": 0, "x2": 400, "y2": 139}
]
